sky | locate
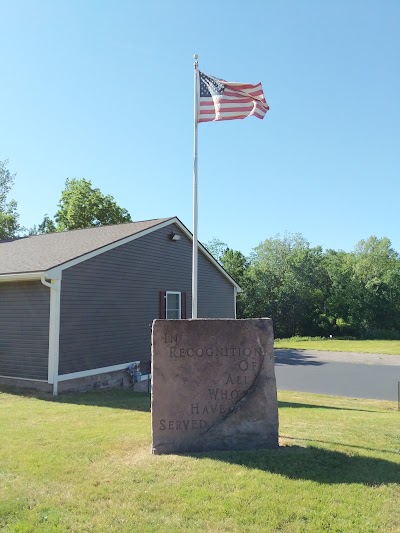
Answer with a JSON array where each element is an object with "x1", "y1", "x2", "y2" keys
[{"x1": 1, "y1": 0, "x2": 399, "y2": 256}]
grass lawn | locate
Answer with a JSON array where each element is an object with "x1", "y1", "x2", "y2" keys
[
  {"x1": 274, "y1": 338, "x2": 400, "y2": 355},
  {"x1": 0, "y1": 389, "x2": 399, "y2": 532}
]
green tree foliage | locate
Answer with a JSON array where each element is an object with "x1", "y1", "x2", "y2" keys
[
  {"x1": 219, "y1": 249, "x2": 250, "y2": 318},
  {"x1": 0, "y1": 160, "x2": 21, "y2": 239},
  {"x1": 204, "y1": 238, "x2": 228, "y2": 262},
  {"x1": 320, "y1": 250, "x2": 355, "y2": 335},
  {"x1": 319, "y1": 238, "x2": 400, "y2": 338},
  {"x1": 243, "y1": 234, "x2": 326, "y2": 337},
  {"x1": 29, "y1": 214, "x2": 57, "y2": 235},
  {"x1": 351, "y1": 237, "x2": 400, "y2": 335},
  {"x1": 220, "y1": 249, "x2": 249, "y2": 286},
  {"x1": 38, "y1": 214, "x2": 57, "y2": 234},
  {"x1": 230, "y1": 232, "x2": 400, "y2": 339},
  {"x1": 55, "y1": 178, "x2": 132, "y2": 231}
]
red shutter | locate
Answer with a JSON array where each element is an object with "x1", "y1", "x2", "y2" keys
[
  {"x1": 159, "y1": 291, "x2": 166, "y2": 319},
  {"x1": 181, "y1": 292, "x2": 187, "y2": 319}
]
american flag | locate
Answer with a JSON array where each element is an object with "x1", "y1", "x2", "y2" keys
[{"x1": 198, "y1": 71, "x2": 269, "y2": 123}]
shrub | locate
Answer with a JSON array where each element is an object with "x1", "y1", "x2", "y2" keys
[{"x1": 360, "y1": 329, "x2": 400, "y2": 340}]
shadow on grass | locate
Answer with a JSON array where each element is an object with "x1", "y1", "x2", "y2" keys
[
  {"x1": 55, "y1": 390, "x2": 151, "y2": 412},
  {"x1": 0, "y1": 387, "x2": 151, "y2": 412},
  {"x1": 274, "y1": 349, "x2": 325, "y2": 366},
  {"x1": 278, "y1": 400, "x2": 388, "y2": 413},
  {"x1": 2, "y1": 388, "x2": 390, "y2": 415},
  {"x1": 281, "y1": 435, "x2": 399, "y2": 455},
  {"x1": 187, "y1": 445, "x2": 400, "y2": 486}
]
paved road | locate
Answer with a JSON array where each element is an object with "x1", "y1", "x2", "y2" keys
[{"x1": 274, "y1": 349, "x2": 400, "y2": 401}]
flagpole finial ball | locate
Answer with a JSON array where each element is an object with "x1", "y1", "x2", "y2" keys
[{"x1": 193, "y1": 54, "x2": 198, "y2": 60}]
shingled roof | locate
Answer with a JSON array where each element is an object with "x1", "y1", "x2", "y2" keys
[{"x1": 0, "y1": 218, "x2": 174, "y2": 275}]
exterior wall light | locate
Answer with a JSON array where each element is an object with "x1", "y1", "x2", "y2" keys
[{"x1": 170, "y1": 232, "x2": 181, "y2": 241}]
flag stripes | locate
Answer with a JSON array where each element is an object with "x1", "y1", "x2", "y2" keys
[{"x1": 198, "y1": 71, "x2": 269, "y2": 123}]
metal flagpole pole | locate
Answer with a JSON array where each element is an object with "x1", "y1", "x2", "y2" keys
[{"x1": 192, "y1": 54, "x2": 199, "y2": 319}]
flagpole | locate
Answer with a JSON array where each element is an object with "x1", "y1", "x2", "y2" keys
[{"x1": 192, "y1": 54, "x2": 199, "y2": 319}]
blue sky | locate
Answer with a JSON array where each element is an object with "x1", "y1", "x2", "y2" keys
[{"x1": 1, "y1": 0, "x2": 399, "y2": 256}]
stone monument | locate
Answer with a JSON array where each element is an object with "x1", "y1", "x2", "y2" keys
[{"x1": 151, "y1": 318, "x2": 278, "y2": 454}]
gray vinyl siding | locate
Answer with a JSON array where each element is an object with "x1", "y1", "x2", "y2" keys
[
  {"x1": 0, "y1": 281, "x2": 49, "y2": 380},
  {"x1": 198, "y1": 251, "x2": 235, "y2": 318},
  {"x1": 58, "y1": 223, "x2": 235, "y2": 375}
]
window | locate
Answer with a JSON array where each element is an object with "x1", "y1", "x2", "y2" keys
[
  {"x1": 159, "y1": 291, "x2": 187, "y2": 319},
  {"x1": 166, "y1": 292, "x2": 181, "y2": 320}
]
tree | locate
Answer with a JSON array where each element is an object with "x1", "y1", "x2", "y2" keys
[
  {"x1": 320, "y1": 237, "x2": 400, "y2": 338},
  {"x1": 29, "y1": 214, "x2": 57, "y2": 235},
  {"x1": 350, "y1": 236, "x2": 400, "y2": 336},
  {"x1": 320, "y1": 249, "x2": 356, "y2": 336},
  {"x1": 219, "y1": 248, "x2": 250, "y2": 318},
  {"x1": 38, "y1": 214, "x2": 57, "y2": 234},
  {"x1": 244, "y1": 233, "x2": 325, "y2": 337},
  {"x1": 220, "y1": 249, "x2": 249, "y2": 287},
  {"x1": 0, "y1": 160, "x2": 21, "y2": 239},
  {"x1": 55, "y1": 178, "x2": 132, "y2": 231},
  {"x1": 204, "y1": 238, "x2": 228, "y2": 262}
]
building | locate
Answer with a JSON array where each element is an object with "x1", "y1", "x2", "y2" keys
[{"x1": 0, "y1": 217, "x2": 239, "y2": 395}]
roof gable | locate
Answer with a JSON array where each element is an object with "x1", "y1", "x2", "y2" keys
[
  {"x1": 0, "y1": 218, "x2": 173, "y2": 275},
  {"x1": 0, "y1": 217, "x2": 241, "y2": 291}
]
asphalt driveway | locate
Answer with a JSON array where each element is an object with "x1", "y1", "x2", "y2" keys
[{"x1": 274, "y1": 349, "x2": 400, "y2": 401}]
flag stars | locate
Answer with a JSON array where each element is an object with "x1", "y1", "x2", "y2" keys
[{"x1": 199, "y1": 72, "x2": 225, "y2": 97}]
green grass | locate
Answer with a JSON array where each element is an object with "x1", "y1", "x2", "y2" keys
[
  {"x1": 0, "y1": 389, "x2": 399, "y2": 532},
  {"x1": 274, "y1": 337, "x2": 400, "y2": 355}
]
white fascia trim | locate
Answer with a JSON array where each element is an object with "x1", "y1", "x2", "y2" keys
[
  {"x1": 58, "y1": 361, "x2": 140, "y2": 382},
  {"x1": 45, "y1": 218, "x2": 177, "y2": 279},
  {"x1": 0, "y1": 272, "x2": 45, "y2": 282},
  {"x1": 172, "y1": 219, "x2": 242, "y2": 293},
  {"x1": 234, "y1": 286, "x2": 237, "y2": 319},
  {"x1": 0, "y1": 375, "x2": 47, "y2": 382},
  {"x1": 45, "y1": 278, "x2": 62, "y2": 396}
]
